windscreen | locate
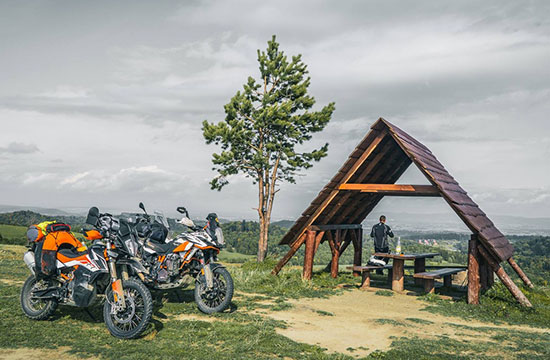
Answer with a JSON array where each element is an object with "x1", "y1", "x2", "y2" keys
[{"x1": 153, "y1": 211, "x2": 169, "y2": 230}]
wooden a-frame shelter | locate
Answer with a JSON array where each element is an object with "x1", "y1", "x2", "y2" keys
[{"x1": 272, "y1": 118, "x2": 533, "y2": 306}]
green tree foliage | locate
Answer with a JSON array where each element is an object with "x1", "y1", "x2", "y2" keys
[
  {"x1": 202, "y1": 35, "x2": 335, "y2": 262},
  {"x1": 508, "y1": 235, "x2": 550, "y2": 285}
]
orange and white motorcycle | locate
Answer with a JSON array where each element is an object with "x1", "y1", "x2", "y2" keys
[
  {"x1": 21, "y1": 207, "x2": 153, "y2": 339},
  {"x1": 132, "y1": 203, "x2": 234, "y2": 314}
]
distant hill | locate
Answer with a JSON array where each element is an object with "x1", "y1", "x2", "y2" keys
[
  {"x1": 0, "y1": 210, "x2": 86, "y2": 228},
  {"x1": 0, "y1": 205, "x2": 75, "y2": 216},
  {"x1": 271, "y1": 220, "x2": 294, "y2": 229}
]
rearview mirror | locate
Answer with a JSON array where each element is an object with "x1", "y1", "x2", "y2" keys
[
  {"x1": 86, "y1": 207, "x2": 100, "y2": 226},
  {"x1": 139, "y1": 202, "x2": 147, "y2": 214}
]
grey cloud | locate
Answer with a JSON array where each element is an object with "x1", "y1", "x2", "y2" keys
[{"x1": 0, "y1": 142, "x2": 39, "y2": 154}]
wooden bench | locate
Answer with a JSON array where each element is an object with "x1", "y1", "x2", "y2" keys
[
  {"x1": 347, "y1": 265, "x2": 393, "y2": 289},
  {"x1": 413, "y1": 268, "x2": 466, "y2": 293}
]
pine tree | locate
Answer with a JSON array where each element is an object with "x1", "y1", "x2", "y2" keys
[{"x1": 203, "y1": 35, "x2": 335, "y2": 261}]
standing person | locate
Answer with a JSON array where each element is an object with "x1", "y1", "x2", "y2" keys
[{"x1": 370, "y1": 215, "x2": 395, "y2": 273}]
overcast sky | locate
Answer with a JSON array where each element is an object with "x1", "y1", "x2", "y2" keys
[{"x1": 1, "y1": 0, "x2": 549, "y2": 222}]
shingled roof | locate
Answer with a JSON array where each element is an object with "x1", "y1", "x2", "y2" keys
[{"x1": 279, "y1": 118, "x2": 514, "y2": 263}]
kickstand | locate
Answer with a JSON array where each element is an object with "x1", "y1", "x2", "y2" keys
[{"x1": 85, "y1": 308, "x2": 97, "y2": 322}]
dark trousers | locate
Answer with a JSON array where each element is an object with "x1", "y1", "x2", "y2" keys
[
  {"x1": 374, "y1": 245, "x2": 390, "y2": 274},
  {"x1": 374, "y1": 246, "x2": 390, "y2": 264}
]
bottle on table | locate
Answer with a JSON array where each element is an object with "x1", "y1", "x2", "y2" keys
[{"x1": 396, "y1": 236, "x2": 402, "y2": 255}]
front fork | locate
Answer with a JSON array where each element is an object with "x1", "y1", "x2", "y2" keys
[
  {"x1": 200, "y1": 258, "x2": 214, "y2": 289},
  {"x1": 108, "y1": 256, "x2": 126, "y2": 309}
]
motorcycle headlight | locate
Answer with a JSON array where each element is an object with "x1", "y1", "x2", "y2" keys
[
  {"x1": 111, "y1": 219, "x2": 120, "y2": 231},
  {"x1": 125, "y1": 239, "x2": 137, "y2": 256}
]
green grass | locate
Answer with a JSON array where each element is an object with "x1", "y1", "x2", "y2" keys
[
  {"x1": 315, "y1": 310, "x2": 335, "y2": 316},
  {"x1": 420, "y1": 283, "x2": 550, "y2": 328},
  {"x1": 230, "y1": 257, "x2": 359, "y2": 299},
  {"x1": 0, "y1": 224, "x2": 27, "y2": 245},
  {"x1": 405, "y1": 317, "x2": 434, "y2": 325},
  {"x1": 374, "y1": 290, "x2": 394, "y2": 297},
  {"x1": 374, "y1": 319, "x2": 410, "y2": 327},
  {"x1": 1, "y1": 244, "x2": 550, "y2": 359},
  {"x1": 0, "y1": 224, "x2": 27, "y2": 238},
  {"x1": 217, "y1": 250, "x2": 255, "y2": 264},
  {"x1": 372, "y1": 327, "x2": 550, "y2": 359},
  {"x1": 0, "y1": 245, "x2": 351, "y2": 360}
]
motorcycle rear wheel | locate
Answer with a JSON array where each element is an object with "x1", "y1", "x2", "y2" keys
[
  {"x1": 103, "y1": 279, "x2": 153, "y2": 339},
  {"x1": 194, "y1": 264, "x2": 234, "y2": 314},
  {"x1": 20, "y1": 275, "x2": 58, "y2": 320}
]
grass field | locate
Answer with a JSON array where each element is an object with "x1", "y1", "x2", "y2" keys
[
  {"x1": 0, "y1": 224, "x2": 27, "y2": 240},
  {"x1": 217, "y1": 250, "x2": 256, "y2": 263},
  {"x1": 0, "y1": 244, "x2": 549, "y2": 359}
]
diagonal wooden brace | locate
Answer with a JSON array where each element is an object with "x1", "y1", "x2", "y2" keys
[
  {"x1": 508, "y1": 257, "x2": 534, "y2": 288},
  {"x1": 272, "y1": 233, "x2": 307, "y2": 275},
  {"x1": 477, "y1": 245, "x2": 532, "y2": 307}
]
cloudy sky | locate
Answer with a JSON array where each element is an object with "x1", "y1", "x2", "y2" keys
[{"x1": 1, "y1": 0, "x2": 549, "y2": 222}]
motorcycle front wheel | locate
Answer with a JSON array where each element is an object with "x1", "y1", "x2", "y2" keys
[
  {"x1": 103, "y1": 279, "x2": 153, "y2": 339},
  {"x1": 194, "y1": 264, "x2": 234, "y2": 314},
  {"x1": 20, "y1": 275, "x2": 58, "y2": 320}
]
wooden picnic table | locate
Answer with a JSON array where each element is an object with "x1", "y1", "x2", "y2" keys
[{"x1": 373, "y1": 252, "x2": 439, "y2": 291}]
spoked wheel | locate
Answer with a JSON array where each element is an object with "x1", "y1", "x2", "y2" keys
[
  {"x1": 103, "y1": 279, "x2": 153, "y2": 339},
  {"x1": 194, "y1": 264, "x2": 234, "y2": 314},
  {"x1": 20, "y1": 275, "x2": 58, "y2": 320}
]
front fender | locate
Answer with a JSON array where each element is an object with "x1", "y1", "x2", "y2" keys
[
  {"x1": 209, "y1": 262, "x2": 226, "y2": 271},
  {"x1": 117, "y1": 258, "x2": 149, "y2": 275}
]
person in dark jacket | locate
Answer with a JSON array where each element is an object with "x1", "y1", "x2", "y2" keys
[{"x1": 370, "y1": 215, "x2": 394, "y2": 272}]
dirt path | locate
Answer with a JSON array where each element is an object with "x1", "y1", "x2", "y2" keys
[
  {"x1": 265, "y1": 289, "x2": 549, "y2": 358},
  {"x1": 0, "y1": 278, "x2": 23, "y2": 286},
  {"x1": 1, "y1": 347, "x2": 98, "y2": 360}
]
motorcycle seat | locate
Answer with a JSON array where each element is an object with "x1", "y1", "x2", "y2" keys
[
  {"x1": 146, "y1": 240, "x2": 178, "y2": 254},
  {"x1": 58, "y1": 247, "x2": 88, "y2": 259}
]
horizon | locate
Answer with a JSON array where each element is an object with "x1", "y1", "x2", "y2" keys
[{"x1": 2, "y1": 204, "x2": 550, "y2": 237}]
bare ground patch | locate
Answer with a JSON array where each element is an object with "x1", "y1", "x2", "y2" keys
[
  {"x1": 1, "y1": 346, "x2": 98, "y2": 360},
  {"x1": 264, "y1": 288, "x2": 549, "y2": 358},
  {"x1": 0, "y1": 278, "x2": 23, "y2": 286}
]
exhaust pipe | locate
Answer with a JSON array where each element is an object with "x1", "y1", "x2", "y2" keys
[{"x1": 23, "y1": 251, "x2": 36, "y2": 274}]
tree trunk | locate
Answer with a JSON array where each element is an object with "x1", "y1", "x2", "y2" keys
[
  {"x1": 256, "y1": 154, "x2": 280, "y2": 262},
  {"x1": 257, "y1": 216, "x2": 269, "y2": 262}
]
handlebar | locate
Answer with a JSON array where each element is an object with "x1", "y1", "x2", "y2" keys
[{"x1": 176, "y1": 207, "x2": 189, "y2": 217}]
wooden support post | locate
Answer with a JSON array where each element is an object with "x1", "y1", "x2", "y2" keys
[
  {"x1": 332, "y1": 230, "x2": 341, "y2": 278},
  {"x1": 272, "y1": 233, "x2": 307, "y2": 275},
  {"x1": 302, "y1": 230, "x2": 316, "y2": 280},
  {"x1": 424, "y1": 279, "x2": 435, "y2": 294},
  {"x1": 313, "y1": 231, "x2": 325, "y2": 254},
  {"x1": 444, "y1": 275, "x2": 452, "y2": 288},
  {"x1": 323, "y1": 234, "x2": 351, "y2": 273},
  {"x1": 392, "y1": 258, "x2": 404, "y2": 291},
  {"x1": 351, "y1": 228, "x2": 363, "y2": 277},
  {"x1": 361, "y1": 271, "x2": 370, "y2": 289},
  {"x1": 327, "y1": 231, "x2": 340, "y2": 278},
  {"x1": 477, "y1": 245, "x2": 532, "y2": 307},
  {"x1": 468, "y1": 235, "x2": 480, "y2": 305},
  {"x1": 387, "y1": 268, "x2": 393, "y2": 286},
  {"x1": 508, "y1": 257, "x2": 534, "y2": 288},
  {"x1": 414, "y1": 258, "x2": 426, "y2": 286}
]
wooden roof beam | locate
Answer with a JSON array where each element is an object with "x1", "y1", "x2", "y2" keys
[
  {"x1": 339, "y1": 184, "x2": 441, "y2": 197},
  {"x1": 308, "y1": 224, "x2": 362, "y2": 231}
]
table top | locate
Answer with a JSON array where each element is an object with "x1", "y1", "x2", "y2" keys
[{"x1": 372, "y1": 252, "x2": 439, "y2": 260}]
